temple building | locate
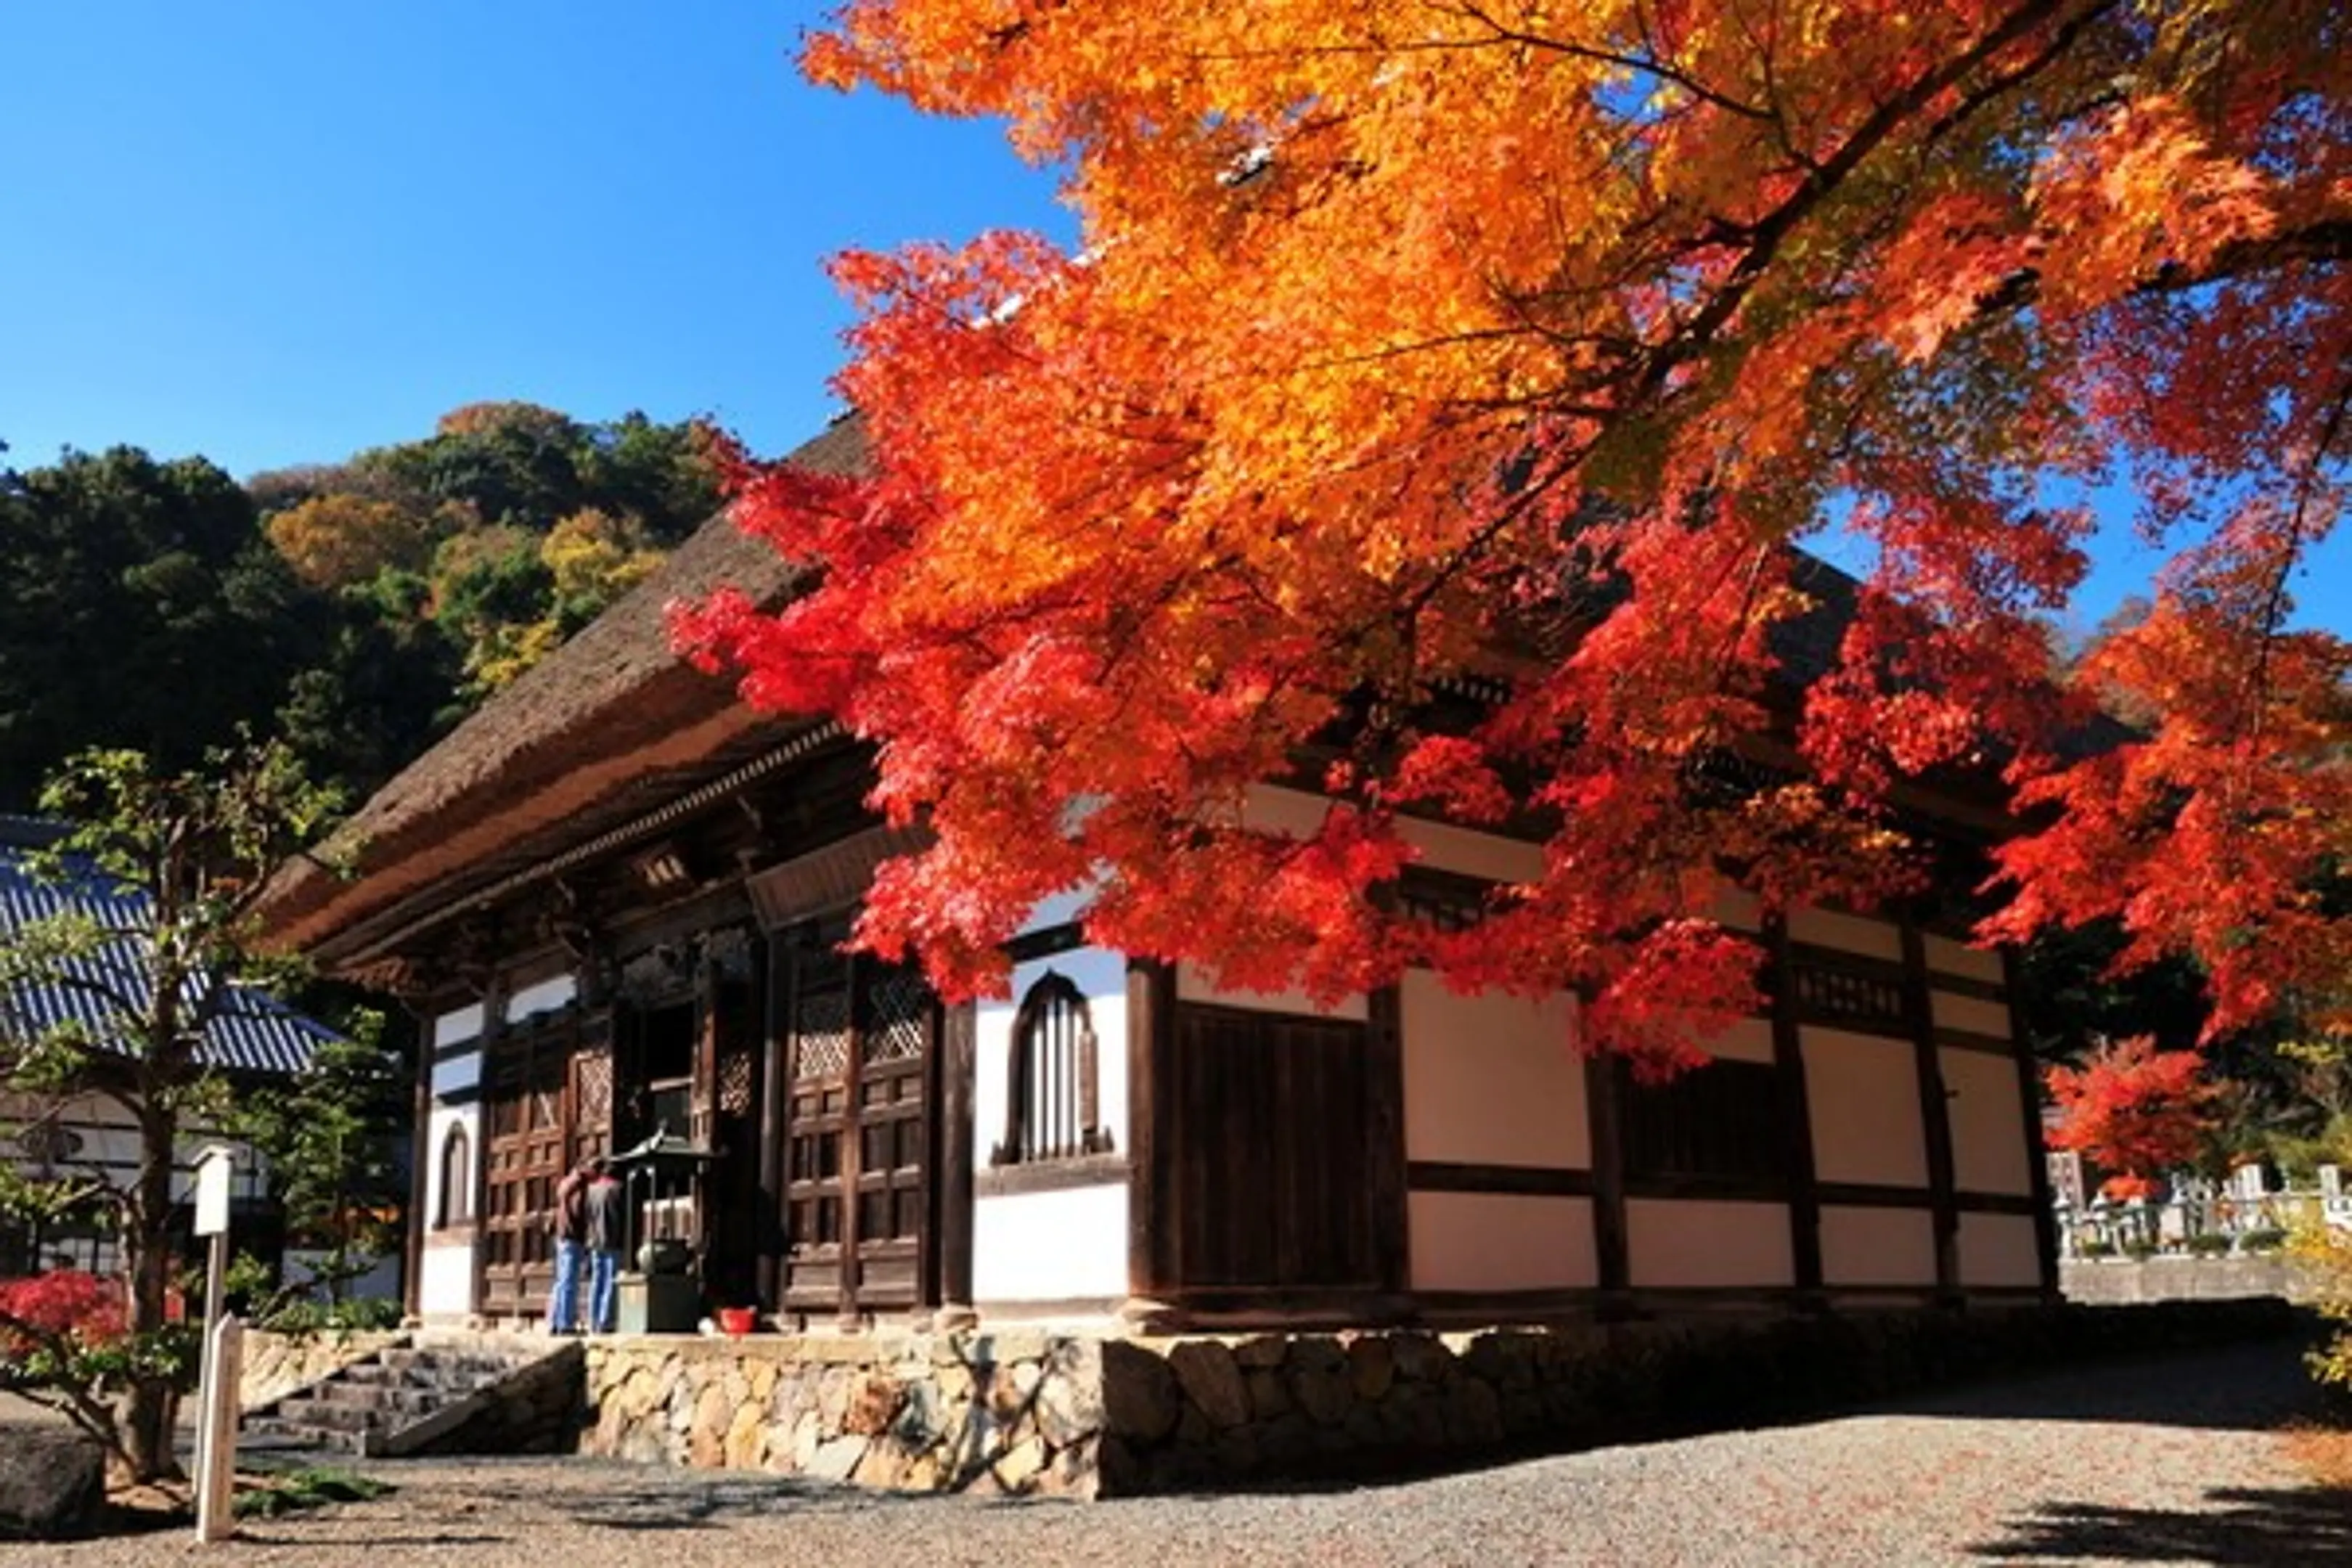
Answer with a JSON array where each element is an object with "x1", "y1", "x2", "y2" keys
[{"x1": 254, "y1": 420, "x2": 2055, "y2": 1334}]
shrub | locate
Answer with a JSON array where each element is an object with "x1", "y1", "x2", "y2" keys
[
  {"x1": 2295, "y1": 1225, "x2": 2352, "y2": 1391},
  {"x1": 0, "y1": 1270, "x2": 126, "y2": 1351},
  {"x1": 2185, "y1": 1233, "x2": 2234, "y2": 1256},
  {"x1": 2239, "y1": 1228, "x2": 2290, "y2": 1253},
  {"x1": 256, "y1": 1296, "x2": 402, "y2": 1335}
]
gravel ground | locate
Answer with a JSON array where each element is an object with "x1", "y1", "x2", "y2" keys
[{"x1": 23, "y1": 1336, "x2": 2350, "y2": 1567}]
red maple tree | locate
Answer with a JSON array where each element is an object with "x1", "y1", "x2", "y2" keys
[
  {"x1": 676, "y1": 0, "x2": 2351, "y2": 1061},
  {"x1": 2043, "y1": 1035, "x2": 2218, "y2": 1194}
]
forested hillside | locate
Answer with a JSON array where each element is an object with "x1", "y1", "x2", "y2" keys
[{"x1": 0, "y1": 401, "x2": 722, "y2": 810}]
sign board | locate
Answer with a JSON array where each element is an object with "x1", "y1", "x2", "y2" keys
[{"x1": 193, "y1": 1146, "x2": 235, "y2": 1238}]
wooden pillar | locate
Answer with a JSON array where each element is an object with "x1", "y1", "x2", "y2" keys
[
  {"x1": 470, "y1": 981, "x2": 505, "y2": 1320},
  {"x1": 2003, "y1": 947, "x2": 2062, "y2": 1303},
  {"x1": 837, "y1": 955, "x2": 866, "y2": 1329},
  {"x1": 1365, "y1": 982, "x2": 1409, "y2": 1294},
  {"x1": 756, "y1": 937, "x2": 790, "y2": 1310},
  {"x1": 1124, "y1": 958, "x2": 1176, "y2": 1306},
  {"x1": 931, "y1": 1000, "x2": 978, "y2": 1323},
  {"x1": 401, "y1": 1003, "x2": 433, "y2": 1322},
  {"x1": 1583, "y1": 1045, "x2": 1630, "y2": 1310},
  {"x1": 1765, "y1": 917, "x2": 1825, "y2": 1302},
  {"x1": 1900, "y1": 924, "x2": 1962, "y2": 1303}
]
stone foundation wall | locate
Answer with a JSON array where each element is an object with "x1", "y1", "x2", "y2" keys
[
  {"x1": 238, "y1": 1330, "x2": 406, "y2": 1410},
  {"x1": 579, "y1": 1299, "x2": 2299, "y2": 1498},
  {"x1": 2062, "y1": 1254, "x2": 2318, "y2": 1305},
  {"x1": 581, "y1": 1330, "x2": 1106, "y2": 1495},
  {"x1": 404, "y1": 1341, "x2": 586, "y2": 1458}
]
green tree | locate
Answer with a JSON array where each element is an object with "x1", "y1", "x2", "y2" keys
[
  {"x1": 0, "y1": 448, "x2": 322, "y2": 810},
  {"x1": 0, "y1": 739, "x2": 342, "y2": 1480},
  {"x1": 230, "y1": 1016, "x2": 407, "y2": 1304}
]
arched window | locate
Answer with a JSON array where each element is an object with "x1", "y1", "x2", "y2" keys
[
  {"x1": 993, "y1": 971, "x2": 1112, "y2": 1164},
  {"x1": 436, "y1": 1123, "x2": 473, "y2": 1229}
]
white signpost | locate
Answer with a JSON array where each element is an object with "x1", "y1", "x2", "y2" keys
[{"x1": 191, "y1": 1146, "x2": 240, "y2": 1545}]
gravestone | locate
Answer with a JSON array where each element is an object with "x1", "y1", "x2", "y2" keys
[
  {"x1": 2320, "y1": 1164, "x2": 2343, "y2": 1201},
  {"x1": 0, "y1": 1429, "x2": 105, "y2": 1540}
]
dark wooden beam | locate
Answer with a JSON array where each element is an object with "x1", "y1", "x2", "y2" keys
[
  {"x1": 837, "y1": 953, "x2": 866, "y2": 1329},
  {"x1": 755, "y1": 937, "x2": 790, "y2": 1310},
  {"x1": 1407, "y1": 1161, "x2": 1596, "y2": 1197},
  {"x1": 1583, "y1": 1042, "x2": 1630, "y2": 1309},
  {"x1": 1124, "y1": 958, "x2": 1175, "y2": 1301},
  {"x1": 1900, "y1": 924, "x2": 1962, "y2": 1303},
  {"x1": 1766, "y1": 915, "x2": 1826, "y2": 1303},
  {"x1": 2005, "y1": 947, "x2": 2062, "y2": 1303},
  {"x1": 1365, "y1": 982, "x2": 1409, "y2": 1294},
  {"x1": 934, "y1": 999, "x2": 978, "y2": 1316},
  {"x1": 402, "y1": 1004, "x2": 433, "y2": 1320}
]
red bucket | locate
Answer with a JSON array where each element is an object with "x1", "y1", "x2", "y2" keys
[{"x1": 716, "y1": 1307, "x2": 758, "y2": 1336}]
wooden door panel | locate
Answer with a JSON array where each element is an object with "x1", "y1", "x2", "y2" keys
[
  {"x1": 1171, "y1": 1005, "x2": 1379, "y2": 1291},
  {"x1": 775, "y1": 929, "x2": 936, "y2": 1320}
]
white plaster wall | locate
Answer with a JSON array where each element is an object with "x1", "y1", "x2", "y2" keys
[
  {"x1": 1803, "y1": 1028, "x2": 1928, "y2": 1187},
  {"x1": 1247, "y1": 783, "x2": 1547, "y2": 884},
  {"x1": 1922, "y1": 935, "x2": 2005, "y2": 984},
  {"x1": 1700, "y1": 1016, "x2": 1776, "y2": 1065},
  {"x1": 973, "y1": 1185, "x2": 1129, "y2": 1304},
  {"x1": 1931, "y1": 991, "x2": 2012, "y2": 1039},
  {"x1": 1400, "y1": 978, "x2": 1587, "y2": 1167},
  {"x1": 1818, "y1": 1205, "x2": 1937, "y2": 1286},
  {"x1": 1626, "y1": 1199, "x2": 1794, "y2": 1289},
  {"x1": 1943, "y1": 1048, "x2": 2034, "y2": 1196},
  {"x1": 1788, "y1": 907, "x2": 1902, "y2": 960},
  {"x1": 429, "y1": 1048, "x2": 482, "y2": 1100},
  {"x1": 418, "y1": 1241, "x2": 475, "y2": 1318},
  {"x1": 0, "y1": 1092, "x2": 270, "y2": 1204},
  {"x1": 433, "y1": 1003, "x2": 486, "y2": 1050},
  {"x1": 505, "y1": 973, "x2": 577, "y2": 1024},
  {"x1": 1957, "y1": 1212, "x2": 2043, "y2": 1289},
  {"x1": 1712, "y1": 886, "x2": 1763, "y2": 932},
  {"x1": 975, "y1": 945, "x2": 1132, "y2": 1165},
  {"x1": 420, "y1": 1101, "x2": 479, "y2": 1311},
  {"x1": 1175, "y1": 964, "x2": 1369, "y2": 1021},
  {"x1": 1408, "y1": 1193, "x2": 1596, "y2": 1291}
]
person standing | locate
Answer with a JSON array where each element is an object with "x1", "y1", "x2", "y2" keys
[
  {"x1": 583, "y1": 1156, "x2": 623, "y2": 1334},
  {"x1": 547, "y1": 1159, "x2": 591, "y2": 1334}
]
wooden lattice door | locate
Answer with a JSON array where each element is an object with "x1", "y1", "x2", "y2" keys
[
  {"x1": 776, "y1": 920, "x2": 936, "y2": 1322},
  {"x1": 480, "y1": 1016, "x2": 572, "y2": 1318}
]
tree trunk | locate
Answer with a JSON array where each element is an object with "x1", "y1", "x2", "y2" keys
[{"x1": 119, "y1": 1103, "x2": 181, "y2": 1484}]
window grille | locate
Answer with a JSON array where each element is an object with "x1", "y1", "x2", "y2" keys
[
  {"x1": 436, "y1": 1123, "x2": 473, "y2": 1228},
  {"x1": 994, "y1": 971, "x2": 1112, "y2": 1164}
]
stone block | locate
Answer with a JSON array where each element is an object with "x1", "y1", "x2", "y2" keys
[
  {"x1": 1101, "y1": 1340, "x2": 1182, "y2": 1443},
  {"x1": 1034, "y1": 1363, "x2": 1105, "y2": 1447},
  {"x1": 1346, "y1": 1337, "x2": 1396, "y2": 1402},
  {"x1": 807, "y1": 1434, "x2": 869, "y2": 1483},
  {"x1": 992, "y1": 1434, "x2": 1049, "y2": 1493},
  {"x1": 1233, "y1": 1334, "x2": 1290, "y2": 1369},
  {"x1": 0, "y1": 1432, "x2": 102, "y2": 1541},
  {"x1": 1246, "y1": 1367, "x2": 1292, "y2": 1420},
  {"x1": 1390, "y1": 1333, "x2": 1455, "y2": 1382},
  {"x1": 844, "y1": 1372, "x2": 905, "y2": 1437},
  {"x1": 1289, "y1": 1357, "x2": 1355, "y2": 1426},
  {"x1": 1168, "y1": 1340, "x2": 1251, "y2": 1428}
]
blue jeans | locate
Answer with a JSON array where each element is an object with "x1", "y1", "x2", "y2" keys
[
  {"x1": 588, "y1": 1247, "x2": 619, "y2": 1334},
  {"x1": 549, "y1": 1237, "x2": 585, "y2": 1332}
]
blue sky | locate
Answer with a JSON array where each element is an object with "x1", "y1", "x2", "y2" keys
[
  {"x1": 0, "y1": 2, "x2": 1071, "y2": 477},
  {"x1": 0, "y1": 3, "x2": 2340, "y2": 635}
]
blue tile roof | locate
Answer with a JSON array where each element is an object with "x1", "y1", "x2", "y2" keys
[{"x1": 0, "y1": 838, "x2": 330, "y2": 1079}]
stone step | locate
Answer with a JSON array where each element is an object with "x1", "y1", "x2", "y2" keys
[
  {"x1": 315, "y1": 1381, "x2": 444, "y2": 1416},
  {"x1": 273, "y1": 1397, "x2": 389, "y2": 1434}
]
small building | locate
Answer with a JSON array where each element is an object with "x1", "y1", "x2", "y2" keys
[
  {"x1": 256, "y1": 422, "x2": 2055, "y2": 1333},
  {"x1": 0, "y1": 814, "x2": 336, "y2": 1283}
]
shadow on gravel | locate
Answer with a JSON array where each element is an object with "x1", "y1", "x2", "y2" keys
[
  {"x1": 555, "y1": 1474, "x2": 992, "y2": 1531},
  {"x1": 1879, "y1": 1336, "x2": 2337, "y2": 1434},
  {"x1": 1971, "y1": 1484, "x2": 2352, "y2": 1566}
]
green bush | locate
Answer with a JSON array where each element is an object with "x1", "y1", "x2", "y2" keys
[
  {"x1": 2239, "y1": 1228, "x2": 2290, "y2": 1254},
  {"x1": 2185, "y1": 1233, "x2": 2234, "y2": 1256},
  {"x1": 234, "y1": 1466, "x2": 391, "y2": 1519},
  {"x1": 256, "y1": 1297, "x2": 403, "y2": 1335}
]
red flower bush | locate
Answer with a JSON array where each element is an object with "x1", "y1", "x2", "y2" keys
[{"x1": 0, "y1": 1270, "x2": 128, "y2": 1352}]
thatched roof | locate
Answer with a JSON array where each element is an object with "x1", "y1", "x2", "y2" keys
[{"x1": 254, "y1": 417, "x2": 867, "y2": 966}]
